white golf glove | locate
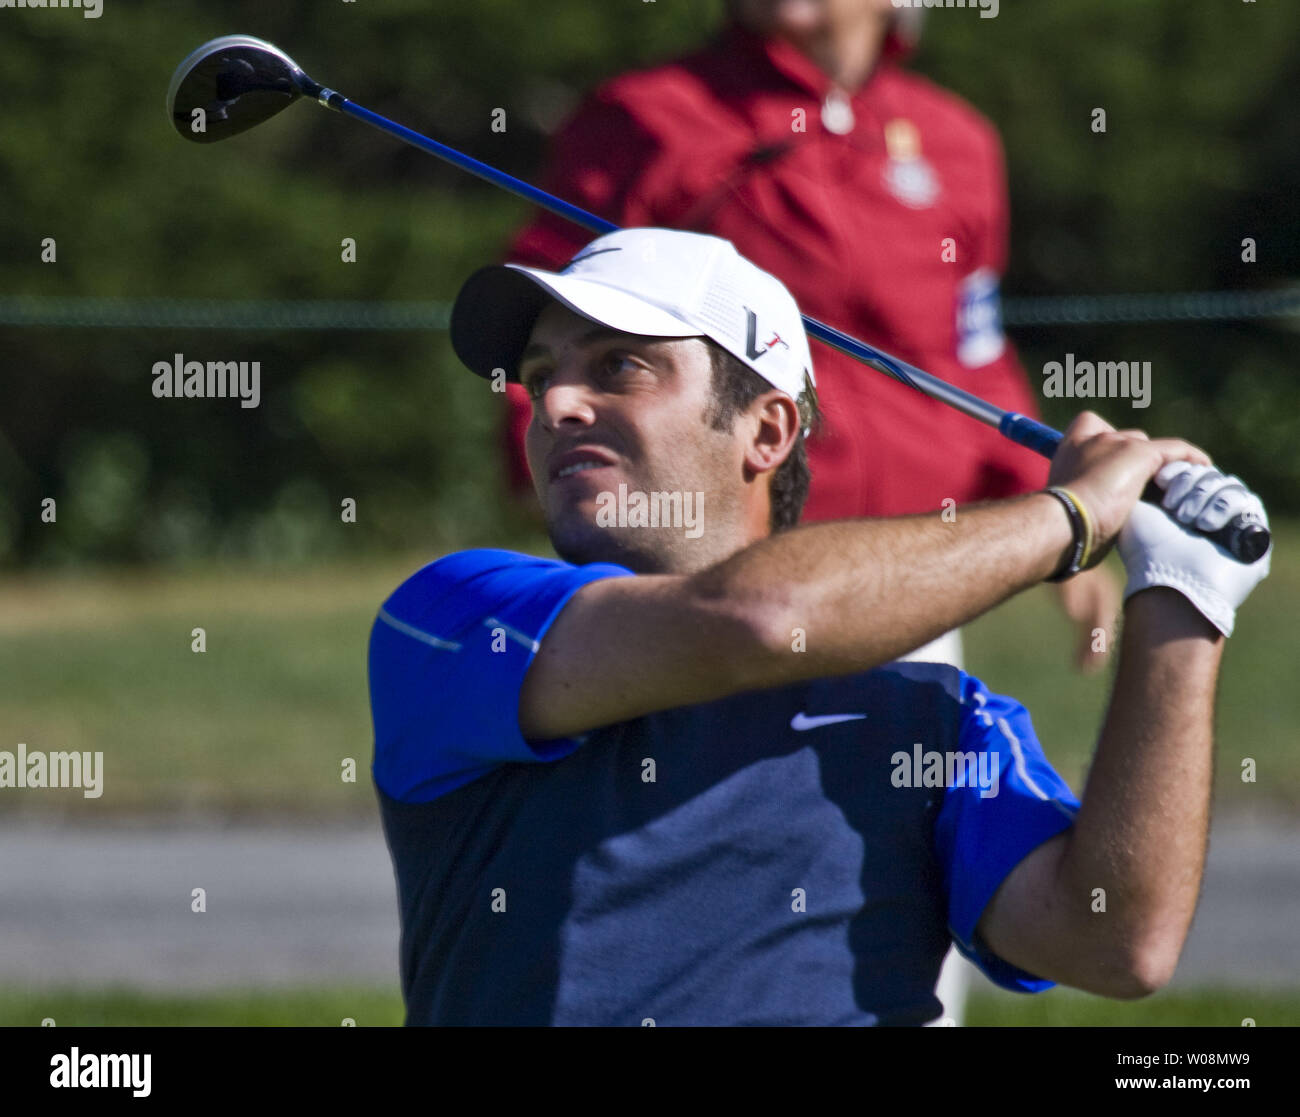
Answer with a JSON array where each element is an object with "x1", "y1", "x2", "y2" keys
[{"x1": 1117, "y1": 462, "x2": 1270, "y2": 637}]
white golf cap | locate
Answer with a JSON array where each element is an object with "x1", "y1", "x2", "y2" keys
[{"x1": 450, "y1": 227, "x2": 816, "y2": 405}]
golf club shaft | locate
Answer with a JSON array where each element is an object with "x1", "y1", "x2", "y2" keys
[
  {"x1": 322, "y1": 95, "x2": 1039, "y2": 443},
  {"x1": 314, "y1": 87, "x2": 1266, "y2": 563}
]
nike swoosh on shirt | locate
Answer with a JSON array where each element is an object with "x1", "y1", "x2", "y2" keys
[{"x1": 789, "y1": 712, "x2": 868, "y2": 731}]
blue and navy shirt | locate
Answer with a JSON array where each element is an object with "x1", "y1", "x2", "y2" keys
[{"x1": 369, "y1": 549, "x2": 1080, "y2": 1026}]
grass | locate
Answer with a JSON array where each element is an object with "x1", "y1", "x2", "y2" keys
[
  {"x1": 0, "y1": 551, "x2": 456, "y2": 817},
  {"x1": 1, "y1": 984, "x2": 1293, "y2": 1026},
  {"x1": 966, "y1": 984, "x2": 1300, "y2": 1027},
  {"x1": 0, "y1": 520, "x2": 1295, "y2": 817},
  {"x1": 0, "y1": 985, "x2": 405, "y2": 1027}
]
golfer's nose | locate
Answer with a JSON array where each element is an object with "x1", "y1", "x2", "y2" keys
[{"x1": 536, "y1": 368, "x2": 598, "y2": 432}]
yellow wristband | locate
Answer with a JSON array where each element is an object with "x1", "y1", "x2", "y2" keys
[
  {"x1": 1043, "y1": 487, "x2": 1091, "y2": 581},
  {"x1": 1056, "y1": 486, "x2": 1095, "y2": 568}
]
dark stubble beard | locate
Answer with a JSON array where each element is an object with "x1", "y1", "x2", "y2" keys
[{"x1": 544, "y1": 445, "x2": 745, "y2": 576}]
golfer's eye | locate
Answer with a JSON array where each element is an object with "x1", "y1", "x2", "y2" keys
[
  {"x1": 522, "y1": 370, "x2": 551, "y2": 400},
  {"x1": 599, "y1": 352, "x2": 642, "y2": 383}
]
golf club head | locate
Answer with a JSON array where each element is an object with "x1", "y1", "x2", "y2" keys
[{"x1": 167, "y1": 35, "x2": 318, "y2": 143}]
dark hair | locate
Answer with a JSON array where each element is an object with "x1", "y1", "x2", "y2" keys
[{"x1": 703, "y1": 340, "x2": 821, "y2": 533}]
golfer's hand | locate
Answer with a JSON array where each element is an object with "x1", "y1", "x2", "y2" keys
[
  {"x1": 1118, "y1": 462, "x2": 1271, "y2": 637},
  {"x1": 1046, "y1": 411, "x2": 1212, "y2": 560}
]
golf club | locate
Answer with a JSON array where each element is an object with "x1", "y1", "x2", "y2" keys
[{"x1": 167, "y1": 35, "x2": 1269, "y2": 563}]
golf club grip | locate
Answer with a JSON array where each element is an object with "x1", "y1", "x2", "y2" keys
[{"x1": 999, "y1": 413, "x2": 1270, "y2": 564}]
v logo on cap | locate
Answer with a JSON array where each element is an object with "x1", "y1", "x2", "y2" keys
[{"x1": 745, "y1": 308, "x2": 792, "y2": 361}]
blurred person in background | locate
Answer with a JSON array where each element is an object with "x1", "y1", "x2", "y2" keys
[{"x1": 497, "y1": 0, "x2": 1121, "y2": 1021}]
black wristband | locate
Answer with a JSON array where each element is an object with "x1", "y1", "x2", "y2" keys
[{"x1": 1043, "y1": 487, "x2": 1087, "y2": 582}]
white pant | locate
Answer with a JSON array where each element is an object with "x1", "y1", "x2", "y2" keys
[{"x1": 895, "y1": 628, "x2": 977, "y2": 1026}]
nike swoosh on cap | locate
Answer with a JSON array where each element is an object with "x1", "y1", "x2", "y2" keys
[
  {"x1": 790, "y1": 712, "x2": 868, "y2": 731},
  {"x1": 564, "y1": 246, "x2": 624, "y2": 268}
]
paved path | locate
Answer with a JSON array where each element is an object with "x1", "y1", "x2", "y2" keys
[
  {"x1": 1, "y1": 812, "x2": 1295, "y2": 991},
  {"x1": 1, "y1": 817, "x2": 399, "y2": 990}
]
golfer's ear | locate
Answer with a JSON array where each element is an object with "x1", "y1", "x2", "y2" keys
[{"x1": 743, "y1": 391, "x2": 800, "y2": 475}]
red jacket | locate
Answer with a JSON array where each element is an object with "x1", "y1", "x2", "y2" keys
[{"x1": 503, "y1": 22, "x2": 1047, "y2": 520}]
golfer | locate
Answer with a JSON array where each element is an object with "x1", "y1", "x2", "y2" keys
[
  {"x1": 499, "y1": 0, "x2": 1120, "y2": 678},
  {"x1": 369, "y1": 228, "x2": 1268, "y2": 1026}
]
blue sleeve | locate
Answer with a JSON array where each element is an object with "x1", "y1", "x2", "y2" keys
[
  {"x1": 369, "y1": 548, "x2": 634, "y2": 804},
  {"x1": 934, "y1": 671, "x2": 1081, "y2": 992}
]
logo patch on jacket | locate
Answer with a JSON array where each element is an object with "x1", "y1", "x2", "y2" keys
[{"x1": 882, "y1": 118, "x2": 940, "y2": 209}]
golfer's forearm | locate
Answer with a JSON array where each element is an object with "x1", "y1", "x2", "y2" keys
[
  {"x1": 522, "y1": 491, "x2": 1073, "y2": 740},
  {"x1": 696, "y1": 491, "x2": 1074, "y2": 688},
  {"x1": 1056, "y1": 589, "x2": 1223, "y2": 984}
]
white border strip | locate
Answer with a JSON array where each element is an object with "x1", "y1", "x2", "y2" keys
[
  {"x1": 376, "y1": 606, "x2": 462, "y2": 651},
  {"x1": 485, "y1": 616, "x2": 540, "y2": 654}
]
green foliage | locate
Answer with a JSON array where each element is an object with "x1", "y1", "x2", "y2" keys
[
  {"x1": 0, "y1": 1, "x2": 1295, "y2": 565},
  {"x1": 915, "y1": 3, "x2": 1300, "y2": 487}
]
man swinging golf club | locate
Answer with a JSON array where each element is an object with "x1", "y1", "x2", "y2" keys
[{"x1": 369, "y1": 227, "x2": 1269, "y2": 1026}]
